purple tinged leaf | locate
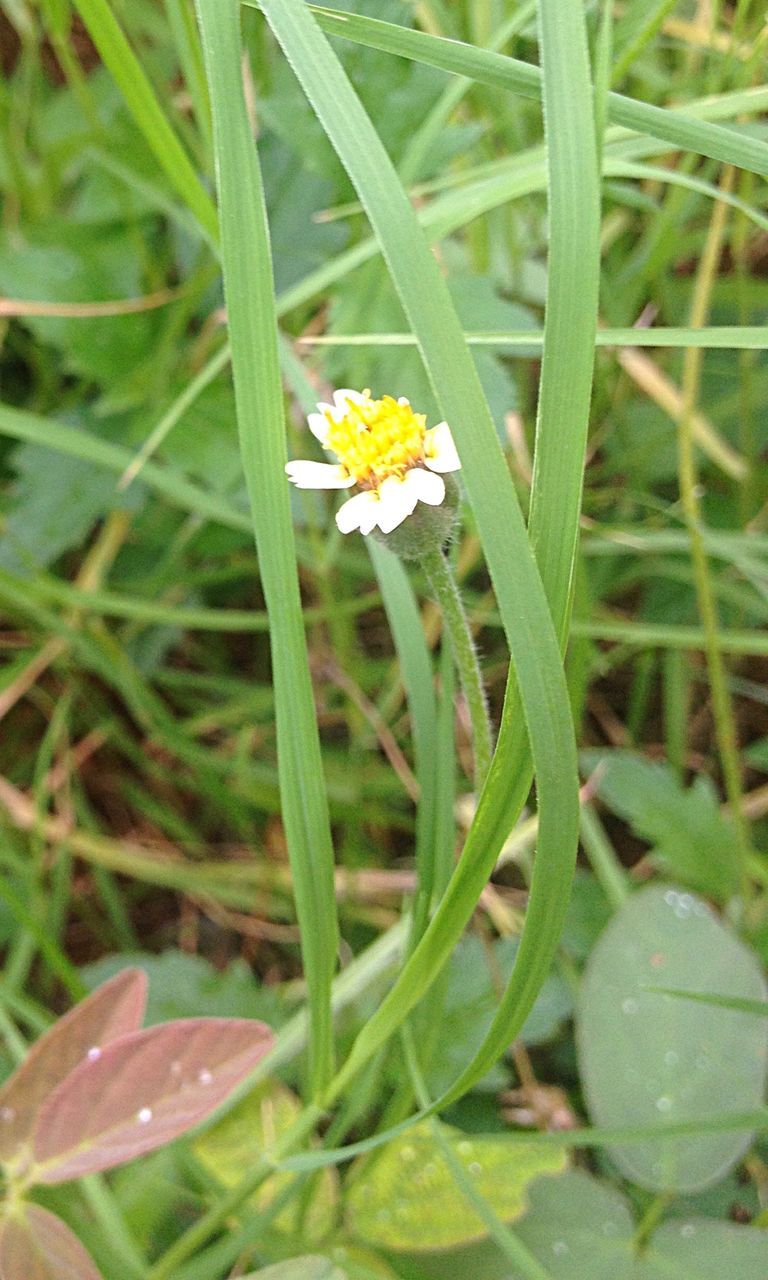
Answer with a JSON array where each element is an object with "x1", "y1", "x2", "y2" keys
[
  {"x1": 30, "y1": 1017, "x2": 274, "y2": 1183},
  {"x1": 0, "y1": 1205, "x2": 104, "y2": 1280},
  {"x1": 0, "y1": 969, "x2": 147, "y2": 1164}
]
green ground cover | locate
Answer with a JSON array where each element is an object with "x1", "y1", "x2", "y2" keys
[{"x1": 0, "y1": 1, "x2": 767, "y2": 1276}]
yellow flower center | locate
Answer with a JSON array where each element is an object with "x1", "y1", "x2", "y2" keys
[{"x1": 325, "y1": 391, "x2": 427, "y2": 489}]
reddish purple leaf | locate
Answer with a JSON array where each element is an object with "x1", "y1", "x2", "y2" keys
[
  {"x1": 0, "y1": 969, "x2": 147, "y2": 1163},
  {"x1": 30, "y1": 1017, "x2": 274, "y2": 1183},
  {"x1": 0, "y1": 1205, "x2": 103, "y2": 1280}
]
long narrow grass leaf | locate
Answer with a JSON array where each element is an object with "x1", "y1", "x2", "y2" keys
[
  {"x1": 259, "y1": 0, "x2": 580, "y2": 1104},
  {"x1": 195, "y1": 0, "x2": 338, "y2": 1096},
  {"x1": 71, "y1": 0, "x2": 218, "y2": 242},
  {"x1": 293, "y1": 3, "x2": 768, "y2": 175}
]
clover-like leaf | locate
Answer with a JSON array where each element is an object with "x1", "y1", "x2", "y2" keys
[
  {"x1": 241, "y1": 1261, "x2": 346, "y2": 1280},
  {"x1": 193, "y1": 1078, "x2": 338, "y2": 1243},
  {"x1": 28, "y1": 1017, "x2": 273, "y2": 1184},
  {"x1": 0, "y1": 1205, "x2": 103, "y2": 1280},
  {"x1": 576, "y1": 885, "x2": 768, "y2": 1192},
  {"x1": 345, "y1": 1120, "x2": 567, "y2": 1251},
  {"x1": 635, "y1": 1217, "x2": 768, "y2": 1279},
  {"x1": 0, "y1": 969, "x2": 147, "y2": 1165}
]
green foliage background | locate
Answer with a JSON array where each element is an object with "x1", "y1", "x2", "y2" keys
[{"x1": 0, "y1": 0, "x2": 767, "y2": 1276}]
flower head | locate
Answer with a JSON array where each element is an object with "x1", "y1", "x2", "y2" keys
[{"x1": 285, "y1": 388, "x2": 461, "y2": 536}]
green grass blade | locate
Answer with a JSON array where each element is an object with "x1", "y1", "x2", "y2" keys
[
  {"x1": 70, "y1": 0, "x2": 218, "y2": 243},
  {"x1": 529, "y1": 0, "x2": 600, "y2": 639},
  {"x1": 432, "y1": 0, "x2": 600, "y2": 1102},
  {"x1": 195, "y1": 0, "x2": 338, "y2": 1097},
  {"x1": 644, "y1": 987, "x2": 768, "y2": 1017},
  {"x1": 260, "y1": 0, "x2": 580, "y2": 1102},
  {"x1": 368, "y1": 542, "x2": 438, "y2": 944},
  {"x1": 303, "y1": 327, "x2": 768, "y2": 350},
  {"x1": 295, "y1": 3, "x2": 768, "y2": 175}
]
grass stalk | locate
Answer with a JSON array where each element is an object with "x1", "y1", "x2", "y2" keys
[
  {"x1": 195, "y1": 0, "x2": 339, "y2": 1097},
  {"x1": 676, "y1": 165, "x2": 752, "y2": 894}
]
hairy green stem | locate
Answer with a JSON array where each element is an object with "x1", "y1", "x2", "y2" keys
[{"x1": 420, "y1": 545, "x2": 493, "y2": 787}]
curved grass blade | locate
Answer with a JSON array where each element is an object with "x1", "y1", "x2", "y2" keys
[
  {"x1": 281, "y1": 1107, "x2": 768, "y2": 1174},
  {"x1": 70, "y1": 0, "x2": 218, "y2": 243},
  {"x1": 258, "y1": 0, "x2": 581, "y2": 1102},
  {"x1": 194, "y1": 0, "x2": 339, "y2": 1097},
  {"x1": 429, "y1": 0, "x2": 600, "y2": 1103},
  {"x1": 302, "y1": 327, "x2": 768, "y2": 350},
  {"x1": 296, "y1": 3, "x2": 768, "y2": 176}
]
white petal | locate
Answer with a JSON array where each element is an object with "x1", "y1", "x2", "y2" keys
[
  {"x1": 425, "y1": 421, "x2": 461, "y2": 473},
  {"x1": 308, "y1": 412, "x2": 330, "y2": 444},
  {"x1": 407, "y1": 467, "x2": 445, "y2": 506},
  {"x1": 332, "y1": 388, "x2": 367, "y2": 413},
  {"x1": 285, "y1": 460, "x2": 354, "y2": 490},
  {"x1": 375, "y1": 474, "x2": 420, "y2": 534},
  {"x1": 336, "y1": 490, "x2": 379, "y2": 535}
]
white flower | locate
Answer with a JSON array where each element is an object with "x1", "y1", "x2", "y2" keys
[{"x1": 285, "y1": 388, "x2": 461, "y2": 535}]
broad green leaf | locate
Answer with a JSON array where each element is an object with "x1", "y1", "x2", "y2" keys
[
  {"x1": 634, "y1": 1218, "x2": 768, "y2": 1280},
  {"x1": 376, "y1": 1170, "x2": 634, "y2": 1280},
  {"x1": 576, "y1": 885, "x2": 768, "y2": 1192},
  {"x1": 514, "y1": 1170, "x2": 635, "y2": 1280},
  {"x1": 240, "y1": 1260, "x2": 344, "y2": 1280},
  {"x1": 345, "y1": 1120, "x2": 566, "y2": 1252},
  {"x1": 583, "y1": 751, "x2": 741, "y2": 902},
  {"x1": 0, "y1": 446, "x2": 124, "y2": 577},
  {"x1": 0, "y1": 222, "x2": 160, "y2": 387},
  {"x1": 192, "y1": 1079, "x2": 338, "y2": 1243}
]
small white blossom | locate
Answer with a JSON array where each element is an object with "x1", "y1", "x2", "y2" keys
[{"x1": 285, "y1": 388, "x2": 461, "y2": 535}]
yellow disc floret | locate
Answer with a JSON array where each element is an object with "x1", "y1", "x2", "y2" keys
[{"x1": 325, "y1": 391, "x2": 427, "y2": 489}]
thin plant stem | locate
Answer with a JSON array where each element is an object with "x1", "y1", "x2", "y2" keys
[
  {"x1": 146, "y1": 1103, "x2": 324, "y2": 1280},
  {"x1": 676, "y1": 164, "x2": 752, "y2": 896},
  {"x1": 80, "y1": 1176, "x2": 147, "y2": 1279},
  {"x1": 579, "y1": 803, "x2": 630, "y2": 910},
  {"x1": 420, "y1": 544, "x2": 493, "y2": 787}
]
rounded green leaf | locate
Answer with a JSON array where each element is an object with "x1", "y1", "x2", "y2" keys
[
  {"x1": 192, "y1": 1080, "x2": 338, "y2": 1243},
  {"x1": 514, "y1": 1170, "x2": 634, "y2": 1279},
  {"x1": 635, "y1": 1218, "x2": 768, "y2": 1279},
  {"x1": 241, "y1": 1260, "x2": 345, "y2": 1280},
  {"x1": 345, "y1": 1121, "x2": 566, "y2": 1252},
  {"x1": 576, "y1": 885, "x2": 768, "y2": 1191}
]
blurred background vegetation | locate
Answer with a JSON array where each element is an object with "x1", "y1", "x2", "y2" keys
[{"x1": 0, "y1": 1, "x2": 767, "y2": 1276}]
